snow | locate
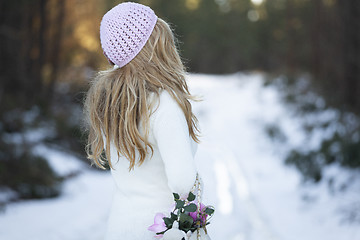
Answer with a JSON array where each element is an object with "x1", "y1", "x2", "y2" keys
[
  {"x1": 32, "y1": 144, "x2": 87, "y2": 176},
  {"x1": 0, "y1": 73, "x2": 359, "y2": 240},
  {"x1": 0, "y1": 145, "x2": 113, "y2": 240}
]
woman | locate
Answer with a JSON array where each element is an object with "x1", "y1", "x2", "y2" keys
[{"x1": 84, "y1": 2, "x2": 201, "y2": 239}]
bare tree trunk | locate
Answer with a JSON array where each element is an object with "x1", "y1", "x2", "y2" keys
[
  {"x1": 36, "y1": 0, "x2": 47, "y2": 96},
  {"x1": 285, "y1": 0, "x2": 295, "y2": 74},
  {"x1": 311, "y1": 0, "x2": 321, "y2": 79},
  {"x1": 339, "y1": 0, "x2": 360, "y2": 111},
  {"x1": 46, "y1": 0, "x2": 65, "y2": 102}
]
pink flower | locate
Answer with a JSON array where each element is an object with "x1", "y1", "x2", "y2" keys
[
  {"x1": 189, "y1": 202, "x2": 207, "y2": 224},
  {"x1": 148, "y1": 213, "x2": 167, "y2": 238}
]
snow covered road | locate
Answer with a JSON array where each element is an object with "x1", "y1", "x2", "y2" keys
[
  {"x1": 190, "y1": 73, "x2": 287, "y2": 240},
  {"x1": 189, "y1": 73, "x2": 359, "y2": 240}
]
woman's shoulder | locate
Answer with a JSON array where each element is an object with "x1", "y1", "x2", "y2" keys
[
  {"x1": 149, "y1": 90, "x2": 184, "y2": 124},
  {"x1": 155, "y1": 90, "x2": 183, "y2": 114}
]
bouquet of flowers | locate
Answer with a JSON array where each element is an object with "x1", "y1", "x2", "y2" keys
[{"x1": 148, "y1": 191, "x2": 215, "y2": 240}]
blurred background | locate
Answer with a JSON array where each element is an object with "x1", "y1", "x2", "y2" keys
[{"x1": 0, "y1": 0, "x2": 359, "y2": 239}]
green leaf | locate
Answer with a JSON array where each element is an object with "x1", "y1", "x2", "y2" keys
[
  {"x1": 170, "y1": 212, "x2": 178, "y2": 221},
  {"x1": 163, "y1": 217, "x2": 174, "y2": 228},
  {"x1": 156, "y1": 230, "x2": 167, "y2": 235},
  {"x1": 179, "y1": 213, "x2": 194, "y2": 230},
  {"x1": 175, "y1": 200, "x2": 185, "y2": 209},
  {"x1": 204, "y1": 207, "x2": 215, "y2": 215},
  {"x1": 173, "y1": 193, "x2": 180, "y2": 200},
  {"x1": 187, "y1": 192, "x2": 196, "y2": 201},
  {"x1": 184, "y1": 203, "x2": 197, "y2": 212}
]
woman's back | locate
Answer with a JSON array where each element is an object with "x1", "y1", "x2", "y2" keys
[
  {"x1": 84, "y1": 2, "x2": 204, "y2": 239},
  {"x1": 105, "y1": 90, "x2": 198, "y2": 240}
]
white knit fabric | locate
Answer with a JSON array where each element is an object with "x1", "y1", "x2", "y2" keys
[
  {"x1": 100, "y1": 2, "x2": 158, "y2": 68},
  {"x1": 104, "y1": 90, "x2": 198, "y2": 240}
]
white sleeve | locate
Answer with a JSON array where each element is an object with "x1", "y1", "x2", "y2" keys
[{"x1": 153, "y1": 94, "x2": 197, "y2": 197}]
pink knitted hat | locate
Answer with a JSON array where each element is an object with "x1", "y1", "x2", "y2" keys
[{"x1": 100, "y1": 2, "x2": 158, "y2": 68}]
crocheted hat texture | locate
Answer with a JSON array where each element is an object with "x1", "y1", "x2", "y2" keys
[{"x1": 100, "y1": 2, "x2": 158, "y2": 68}]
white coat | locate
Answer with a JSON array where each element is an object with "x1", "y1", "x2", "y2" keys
[{"x1": 104, "y1": 90, "x2": 198, "y2": 240}]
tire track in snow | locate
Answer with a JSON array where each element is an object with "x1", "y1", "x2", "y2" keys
[
  {"x1": 210, "y1": 143, "x2": 281, "y2": 240},
  {"x1": 189, "y1": 74, "x2": 281, "y2": 239}
]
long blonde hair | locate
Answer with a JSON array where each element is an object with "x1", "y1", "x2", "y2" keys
[{"x1": 84, "y1": 18, "x2": 201, "y2": 170}]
